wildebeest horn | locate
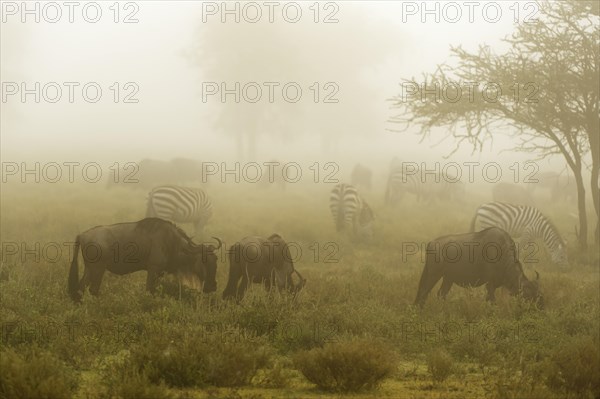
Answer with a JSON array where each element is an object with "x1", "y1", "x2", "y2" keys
[{"x1": 535, "y1": 271, "x2": 540, "y2": 281}]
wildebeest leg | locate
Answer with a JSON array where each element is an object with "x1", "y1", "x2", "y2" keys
[
  {"x1": 236, "y1": 263, "x2": 251, "y2": 300},
  {"x1": 78, "y1": 267, "x2": 91, "y2": 299},
  {"x1": 88, "y1": 266, "x2": 106, "y2": 296},
  {"x1": 414, "y1": 266, "x2": 443, "y2": 306},
  {"x1": 485, "y1": 284, "x2": 497, "y2": 302},
  {"x1": 437, "y1": 278, "x2": 453, "y2": 300},
  {"x1": 146, "y1": 268, "x2": 160, "y2": 293}
]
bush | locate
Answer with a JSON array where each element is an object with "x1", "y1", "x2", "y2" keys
[
  {"x1": 255, "y1": 357, "x2": 295, "y2": 388},
  {"x1": 0, "y1": 347, "x2": 77, "y2": 399},
  {"x1": 114, "y1": 371, "x2": 173, "y2": 399},
  {"x1": 293, "y1": 338, "x2": 396, "y2": 392},
  {"x1": 127, "y1": 329, "x2": 271, "y2": 388},
  {"x1": 545, "y1": 336, "x2": 600, "y2": 397},
  {"x1": 427, "y1": 348, "x2": 454, "y2": 383}
]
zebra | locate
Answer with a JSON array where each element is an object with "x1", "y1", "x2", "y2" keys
[
  {"x1": 329, "y1": 183, "x2": 374, "y2": 240},
  {"x1": 385, "y1": 166, "x2": 463, "y2": 205},
  {"x1": 146, "y1": 185, "x2": 212, "y2": 236},
  {"x1": 470, "y1": 202, "x2": 568, "y2": 268}
]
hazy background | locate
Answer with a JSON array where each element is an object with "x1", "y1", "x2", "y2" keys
[{"x1": 1, "y1": 1, "x2": 573, "y2": 175}]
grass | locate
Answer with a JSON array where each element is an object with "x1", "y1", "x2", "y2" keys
[{"x1": 1, "y1": 180, "x2": 599, "y2": 398}]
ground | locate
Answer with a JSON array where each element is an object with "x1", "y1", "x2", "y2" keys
[{"x1": 1, "y1": 181, "x2": 598, "y2": 398}]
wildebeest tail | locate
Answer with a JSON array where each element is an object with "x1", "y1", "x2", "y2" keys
[{"x1": 68, "y1": 235, "x2": 82, "y2": 302}]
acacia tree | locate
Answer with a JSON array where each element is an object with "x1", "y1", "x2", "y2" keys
[{"x1": 391, "y1": 0, "x2": 599, "y2": 250}]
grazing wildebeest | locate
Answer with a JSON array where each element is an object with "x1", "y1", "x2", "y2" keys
[
  {"x1": 222, "y1": 234, "x2": 306, "y2": 301},
  {"x1": 492, "y1": 183, "x2": 535, "y2": 206},
  {"x1": 68, "y1": 218, "x2": 221, "y2": 302},
  {"x1": 414, "y1": 227, "x2": 542, "y2": 307}
]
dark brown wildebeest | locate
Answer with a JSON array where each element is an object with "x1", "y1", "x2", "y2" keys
[
  {"x1": 414, "y1": 227, "x2": 542, "y2": 307},
  {"x1": 68, "y1": 218, "x2": 221, "y2": 302},
  {"x1": 222, "y1": 234, "x2": 306, "y2": 301}
]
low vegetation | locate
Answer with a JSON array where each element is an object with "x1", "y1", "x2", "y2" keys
[
  {"x1": 294, "y1": 338, "x2": 397, "y2": 392},
  {"x1": 1, "y1": 182, "x2": 598, "y2": 398}
]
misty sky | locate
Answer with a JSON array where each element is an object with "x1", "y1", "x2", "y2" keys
[{"x1": 1, "y1": 1, "x2": 570, "y2": 172}]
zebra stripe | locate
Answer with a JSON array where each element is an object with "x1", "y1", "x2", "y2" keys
[
  {"x1": 146, "y1": 186, "x2": 212, "y2": 235},
  {"x1": 471, "y1": 202, "x2": 567, "y2": 266},
  {"x1": 330, "y1": 183, "x2": 374, "y2": 238}
]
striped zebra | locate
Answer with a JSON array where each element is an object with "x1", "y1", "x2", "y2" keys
[
  {"x1": 146, "y1": 186, "x2": 212, "y2": 236},
  {"x1": 329, "y1": 183, "x2": 374, "y2": 239},
  {"x1": 385, "y1": 166, "x2": 463, "y2": 205},
  {"x1": 470, "y1": 202, "x2": 568, "y2": 268}
]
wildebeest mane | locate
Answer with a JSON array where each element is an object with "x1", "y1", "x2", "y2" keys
[{"x1": 135, "y1": 217, "x2": 197, "y2": 249}]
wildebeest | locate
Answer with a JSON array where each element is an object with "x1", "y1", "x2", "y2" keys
[
  {"x1": 68, "y1": 218, "x2": 221, "y2": 302},
  {"x1": 222, "y1": 234, "x2": 306, "y2": 301},
  {"x1": 351, "y1": 163, "x2": 373, "y2": 190},
  {"x1": 414, "y1": 227, "x2": 542, "y2": 307},
  {"x1": 492, "y1": 183, "x2": 535, "y2": 206}
]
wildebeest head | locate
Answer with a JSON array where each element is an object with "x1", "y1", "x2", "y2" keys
[
  {"x1": 180, "y1": 235, "x2": 221, "y2": 293},
  {"x1": 520, "y1": 271, "x2": 543, "y2": 308},
  {"x1": 267, "y1": 233, "x2": 305, "y2": 294}
]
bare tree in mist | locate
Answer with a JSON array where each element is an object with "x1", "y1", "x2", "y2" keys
[
  {"x1": 187, "y1": 5, "x2": 394, "y2": 160},
  {"x1": 391, "y1": 0, "x2": 599, "y2": 250}
]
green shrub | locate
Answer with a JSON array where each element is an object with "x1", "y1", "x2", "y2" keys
[
  {"x1": 127, "y1": 330, "x2": 271, "y2": 388},
  {"x1": 545, "y1": 336, "x2": 600, "y2": 397},
  {"x1": 293, "y1": 338, "x2": 396, "y2": 392},
  {"x1": 427, "y1": 348, "x2": 454, "y2": 383},
  {"x1": 0, "y1": 347, "x2": 77, "y2": 399},
  {"x1": 112, "y1": 370, "x2": 173, "y2": 399},
  {"x1": 255, "y1": 357, "x2": 295, "y2": 388}
]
